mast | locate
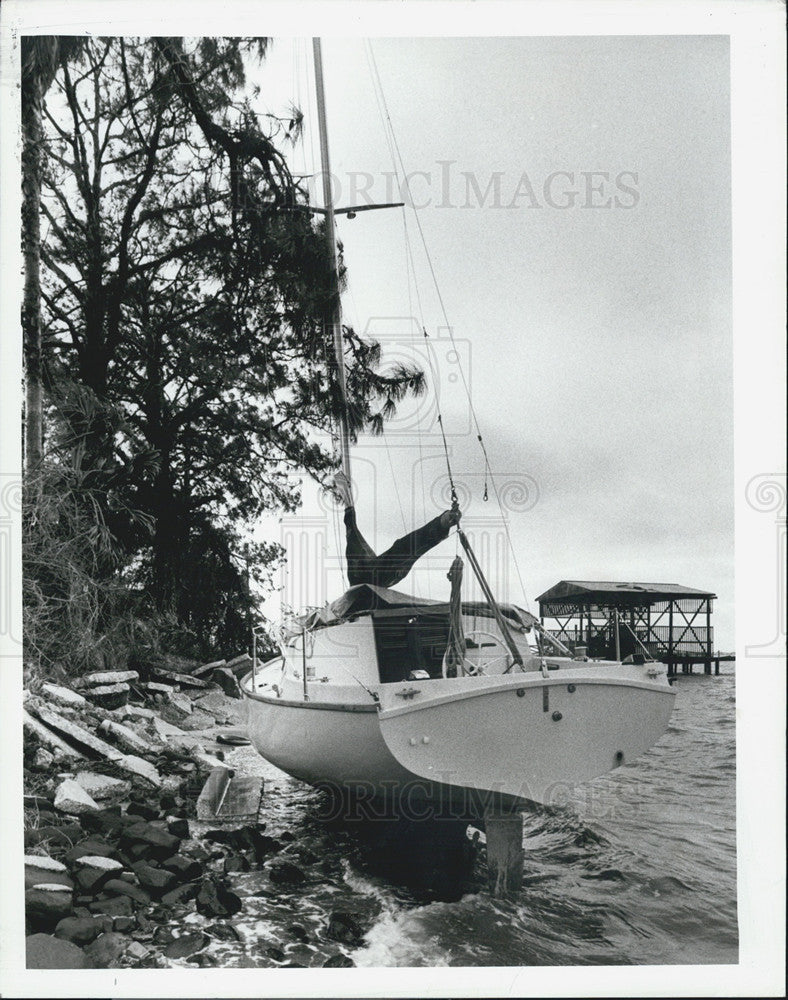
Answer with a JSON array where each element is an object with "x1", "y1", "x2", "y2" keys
[{"x1": 313, "y1": 38, "x2": 352, "y2": 486}]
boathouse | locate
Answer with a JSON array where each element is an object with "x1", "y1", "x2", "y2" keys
[{"x1": 536, "y1": 580, "x2": 719, "y2": 675}]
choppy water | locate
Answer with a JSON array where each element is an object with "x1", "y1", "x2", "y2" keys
[{"x1": 180, "y1": 668, "x2": 737, "y2": 968}]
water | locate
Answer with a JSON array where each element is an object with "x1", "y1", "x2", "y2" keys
[{"x1": 178, "y1": 668, "x2": 737, "y2": 968}]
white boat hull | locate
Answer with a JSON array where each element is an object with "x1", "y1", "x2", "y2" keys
[{"x1": 242, "y1": 655, "x2": 675, "y2": 816}]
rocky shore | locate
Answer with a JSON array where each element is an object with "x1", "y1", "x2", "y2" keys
[{"x1": 22, "y1": 656, "x2": 366, "y2": 970}]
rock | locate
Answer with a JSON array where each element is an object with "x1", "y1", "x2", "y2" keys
[
  {"x1": 163, "y1": 931, "x2": 208, "y2": 959},
  {"x1": 126, "y1": 801, "x2": 161, "y2": 821},
  {"x1": 26, "y1": 885, "x2": 73, "y2": 930},
  {"x1": 160, "y1": 883, "x2": 197, "y2": 907},
  {"x1": 82, "y1": 670, "x2": 140, "y2": 688},
  {"x1": 54, "y1": 778, "x2": 100, "y2": 816},
  {"x1": 161, "y1": 854, "x2": 202, "y2": 881},
  {"x1": 25, "y1": 823, "x2": 83, "y2": 850},
  {"x1": 41, "y1": 683, "x2": 88, "y2": 708},
  {"x1": 98, "y1": 719, "x2": 153, "y2": 755},
  {"x1": 78, "y1": 809, "x2": 127, "y2": 838},
  {"x1": 288, "y1": 923, "x2": 309, "y2": 942},
  {"x1": 115, "y1": 754, "x2": 161, "y2": 787},
  {"x1": 63, "y1": 837, "x2": 118, "y2": 866},
  {"x1": 24, "y1": 854, "x2": 72, "y2": 891},
  {"x1": 122, "y1": 822, "x2": 180, "y2": 855},
  {"x1": 89, "y1": 896, "x2": 133, "y2": 918},
  {"x1": 167, "y1": 818, "x2": 189, "y2": 839},
  {"x1": 323, "y1": 953, "x2": 355, "y2": 968},
  {"x1": 269, "y1": 861, "x2": 307, "y2": 886},
  {"x1": 206, "y1": 922, "x2": 241, "y2": 942},
  {"x1": 74, "y1": 772, "x2": 131, "y2": 801},
  {"x1": 23, "y1": 710, "x2": 85, "y2": 759},
  {"x1": 72, "y1": 855, "x2": 123, "y2": 893},
  {"x1": 103, "y1": 879, "x2": 150, "y2": 905},
  {"x1": 180, "y1": 839, "x2": 211, "y2": 862},
  {"x1": 193, "y1": 658, "x2": 226, "y2": 678},
  {"x1": 84, "y1": 683, "x2": 130, "y2": 710},
  {"x1": 195, "y1": 878, "x2": 242, "y2": 918},
  {"x1": 223, "y1": 854, "x2": 250, "y2": 874},
  {"x1": 171, "y1": 709, "x2": 215, "y2": 732},
  {"x1": 26, "y1": 933, "x2": 88, "y2": 969},
  {"x1": 187, "y1": 952, "x2": 216, "y2": 967},
  {"x1": 126, "y1": 940, "x2": 150, "y2": 961},
  {"x1": 152, "y1": 925, "x2": 176, "y2": 945},
  {"x1": 266, "y1": 945, "x2": 285, "y2": 962},
  {"x1": 33, "y1": 706, "x2": 122, "y2": 760},
  {"x1": 83, "y1": 931, "x2": 128, "y2": 968},
  {"x1": 130, "y1": 861, "x2": 176, "y2": 895},
  {"x1": 212, "y1": 667, "x2": 242, "y2": 699},
  {"x1": 325, "y1": 911, "x2": 365, "y2": 945},
  {"x1": 54, "y1": 915, "x2": 105, "y2": 945},
  {"x1": 34, "y1": 747, "x2": 55, "y2": 769},
  {"x1": 112, "y1": 915, "x2": 136, "y2": 933}
]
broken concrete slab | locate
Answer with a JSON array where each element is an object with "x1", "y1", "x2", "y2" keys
[
  {"x1": 41, "y1": 683, "x2": 87, "y2": 709},
  {"x1": 115, "y1": 754, "x2": 161, "y2": 788},
  {"x1": 33, "y1": 706, "x2": 122, "y2": 761},
  {"x1": 168, "y1": 692, "x2": 193, "y2": 717},
  {"x1": 172, "y1": 709, "x2": 216, "y2": 732},
  {"x1": 123, "y1": 705, "x2": 156, "y2": 721},
  {"x1": 54, "y1": 778, "x2": 100, "y2": 815},
  {"x1": 193, "y1": 658, "x2": 226, "y2": 678},
  {"x1": 74, "y1": 772, "x2": 132, "y2": 801},
  {"x1": 151, "y1": 668, "x2": 212, "y2": 689},
  {"x1": 81, "y1": 670, "x2": 140, "y2": 688},
  {"x1": 83, "y1": 683, "x2": 130, "y2": 710},
  {"x1": 151, "y1": 716, "x2": 202, "y2": 750},
  {"x1": 191, "y1": 691, "x2": 242, "y2": 724},
  {"x1": 23, "y1": 710, "x2": 85, "y2": 759},
  {"x1": 97, "y1": 718, "x2": 153, "y2": 756},
  {"x1": 225, "y1": 652, "x2": 252, "y2": 672},
  {"x1": 191, "y1": 750, "x2": 226, "y2": 772}
]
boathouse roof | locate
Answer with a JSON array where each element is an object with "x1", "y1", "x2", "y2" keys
[{"x1": 536, "y1": 580, "x2": 717, "y2": 606}]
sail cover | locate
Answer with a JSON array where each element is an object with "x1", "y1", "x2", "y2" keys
[{"x1": 281, "y1": 584, "x2": 538, "y2": 639}]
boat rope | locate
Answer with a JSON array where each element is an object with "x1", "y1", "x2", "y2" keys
[
  {"x1": 366, "y1": 40, "x2": 532, "y2": 614},
  {"x1": 457, "y1": 529, "x2": 523, "y2": 669}
]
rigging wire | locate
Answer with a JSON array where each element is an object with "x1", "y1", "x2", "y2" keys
[{"x1": 366, "y1": 39, "x2": 533, "y2": 615}]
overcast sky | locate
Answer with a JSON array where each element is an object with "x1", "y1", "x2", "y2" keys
[{"x1": 252, "y1": 35, "x2": 733, "y2": 647}]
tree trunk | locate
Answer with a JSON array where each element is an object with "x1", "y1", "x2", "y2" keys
[{"x1": 21, "y1": 70, "x2": 45, "y2": 473}]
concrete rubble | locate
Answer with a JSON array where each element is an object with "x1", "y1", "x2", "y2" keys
[{"x1": 22, "y1": 651, "x2": 270, "y2": 969}]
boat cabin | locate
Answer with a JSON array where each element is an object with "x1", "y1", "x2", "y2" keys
[{"x1": 278, "y1": 584, "x2": 540, "y2": 686}]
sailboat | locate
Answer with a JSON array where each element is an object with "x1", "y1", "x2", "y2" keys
[{"x1": 241, "y1": 40, "x2": 676, "y2": 820}]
